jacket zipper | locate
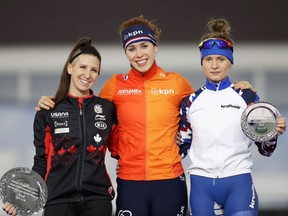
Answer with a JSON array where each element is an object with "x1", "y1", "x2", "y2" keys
[
  {"x1": 214, "y1": 84, "x2": 220, "y2": 178},
  {"x1": 144, "y1": 78, "x2": 148, "y2": 180},
  {"x1": 76, "y1": 99, "x2": 86, "y2": 201}
]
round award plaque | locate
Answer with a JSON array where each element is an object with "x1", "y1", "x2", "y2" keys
[
  {"x1": 241, "y1": 101, "x2": 281, "y2": 142},
  {"x1": 0, "y1": 167, "x2": 48, "y2": 215}
]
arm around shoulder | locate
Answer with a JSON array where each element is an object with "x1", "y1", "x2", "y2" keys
[{"x1": 98, "y1": 74, "x2": 117, "y2": 100}]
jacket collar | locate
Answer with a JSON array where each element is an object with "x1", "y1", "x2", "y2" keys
[
  {"x1": 67, "y1": 89, "x2": 94, "y2": 99},
  {"x1": 67, "y1": 89, "x2": 95, "y2": 108},
  {"x1": 205, "y1": 76, "x2": 232, "y2": 91},
  {"x1": 129, "y1": 61, "x2": 158, "y2": 80}
]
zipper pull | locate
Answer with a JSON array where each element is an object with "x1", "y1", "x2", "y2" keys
[{"x1": 78, "y1": 97, "x2": 83, "y2": 115}]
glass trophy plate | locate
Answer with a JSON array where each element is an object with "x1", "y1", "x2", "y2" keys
[
  {"x1": 241, "y1": 101, "x2": 280, "y2": 142},
  {"x1": 0, "y1": 167, "x2": 48, "y2": 216}
]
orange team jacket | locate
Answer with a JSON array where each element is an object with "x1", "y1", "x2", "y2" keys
[{"x1": 99, "y1": 62, "x2": 194, "y2": 180}]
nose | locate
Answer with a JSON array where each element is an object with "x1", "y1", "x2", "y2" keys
[
  {"x1": 84, "y1": 69, "x2": 92, "y2": 78},
  {"x1": 211, "y1": 59, "x2": 218, "y2": 69},
  {"x1": 135, "y1": 47, "x2": 143, "y2": 58}
]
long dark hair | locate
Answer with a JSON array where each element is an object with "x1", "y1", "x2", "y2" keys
[{"x1": 54, "y1": 37, "x2": 101, "y2": 105}]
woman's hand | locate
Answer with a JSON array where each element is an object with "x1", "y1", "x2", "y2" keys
[
  {"x1": 276, "y1": 117, "x2": 286, "y2": 135},
  {"x1": 234, "y1": 81, "x2": 256, "y2": 92},
  {"x1": 2, "y1": 202, "x2": 17, "y2": 216},
  {"x1": 175, "y1": 131, "x2": 183, "y2": 146},
  {"x1": 34, "y1": 96, "x2": 55, "y2": 111}
]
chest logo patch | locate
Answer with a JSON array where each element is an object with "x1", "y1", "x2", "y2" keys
[
  {"x1": 95, "y1": 121, "x2": 107, "y2": 130},
  {"x1": 151, "y1": 88, "x2": 175, "y2": 95}
]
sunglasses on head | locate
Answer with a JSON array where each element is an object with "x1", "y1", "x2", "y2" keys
[{"x1": 198, "y1": 38, "x2": 233, "y2": 50}]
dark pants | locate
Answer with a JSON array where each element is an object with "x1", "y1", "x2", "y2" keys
[
  {"x1": 116, "y1": 175, "x2": 188, "y2": 216},
  {"x1": 43, "y1": 199, "x2": 112, "y2": 216}
]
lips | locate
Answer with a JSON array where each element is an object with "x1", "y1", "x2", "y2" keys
[
  {"x1": 136, "y1": 59, "x2": 147, "y2": 66},
  {"x1": 80, "y1": 78, "x2": 90, "y2": 85},
  {"x1": 210, "y1": 71, "x2": 221, "y2": 74}
]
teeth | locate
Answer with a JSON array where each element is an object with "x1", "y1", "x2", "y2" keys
[
  {"x1": 80, "y1": 79, "x2": 89, "y2": 84},
  {"x1": 137, "y1": 59, "x2": 146, "y2": 65}
]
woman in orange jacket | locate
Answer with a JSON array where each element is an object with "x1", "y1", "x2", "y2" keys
[{"x1": 33, "y1": 15, "x2": 254, "y2": 216}]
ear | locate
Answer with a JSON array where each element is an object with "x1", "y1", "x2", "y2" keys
[
  {"x1": 154, "y1": 46, "x2": 158, "y2": 54},
  {"x1": 67, "y1": 63, "x2": 73, "y2": 75},
  {"x1": 229, "y1": 63, "x2": 233, "y2": 70}
]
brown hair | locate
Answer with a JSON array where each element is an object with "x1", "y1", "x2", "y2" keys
[
  {"x1": 54, "y1": 37, "x2": 101, "y2": 105},
  {"x1": 119, "y1": 15, "x2": 161, "y2": 41},
  {"x1": 200, "y1": 18, "x2": 234, "y2": 45}
]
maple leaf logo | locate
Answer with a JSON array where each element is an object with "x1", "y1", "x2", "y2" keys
[
  {"x1": 58, "y1": 147, "x2": 65, "y2": 155},
  {"x1": 94, "y1": 133, "x2": 102, "y2": 143},
  {"x1": 87, "y1": 144, "x2": 97, "y2": 153},
  {"x1": 68, "y1": 145, "x2": 77, "y2": 153}
]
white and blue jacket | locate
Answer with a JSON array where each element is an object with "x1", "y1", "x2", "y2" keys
[{"x1": 179, "y1": 76, "x2": 277, "y2": 178}]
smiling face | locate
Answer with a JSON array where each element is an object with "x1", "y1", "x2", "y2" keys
[
  {"x1": 67, "y1": 54, "x2": 100, "y2": 97},
  {"x1": 125, "y1": 41, "x2": 158, "y2": 74},
  {"x1": 202, "y1": 54, "x2": 232, "y2": 83}
]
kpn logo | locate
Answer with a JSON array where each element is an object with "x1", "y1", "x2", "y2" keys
[{"x1": 151, "y1": 88, "x2": 175, "y2": 95}]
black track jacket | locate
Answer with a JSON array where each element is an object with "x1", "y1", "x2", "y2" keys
[{"x1": 32, "y1": 92, "x2": 118, "y2": 205}]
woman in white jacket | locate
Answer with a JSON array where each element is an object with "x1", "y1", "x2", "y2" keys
[{"x1": 179, "y1": 18, "x2": 286, "y2": 216}]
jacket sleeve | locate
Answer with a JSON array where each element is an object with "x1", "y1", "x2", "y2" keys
[
  {"x1": 255, "y1": 138, "x2": 277, "y2": 157},
  {"x1": 107, "y1": 101, "x2": 119, "y2": 159},
  {"x1": 179, "y1": 95, "x2": 193, "y2": 158},
  {"x1": 99, "y1": 74, "x2": 117, "y2": 101},
  {"x1": 107, "y1": 124, "x2": 119, "y2": 159},
  {"x1": 177, "y1": 73, "x2": 195, "y2": 99},
  {"x1": 32, "y1": 110, "x2": 50, "y2": 180}
]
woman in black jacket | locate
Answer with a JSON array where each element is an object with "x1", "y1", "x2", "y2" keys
[{"x1": 3, "y1": 37, "x2": 118, "y2": 216}]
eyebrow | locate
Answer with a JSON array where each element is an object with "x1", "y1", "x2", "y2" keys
[{"x1": 128, "y1": 41, "x2": 149, "y2": 47}]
